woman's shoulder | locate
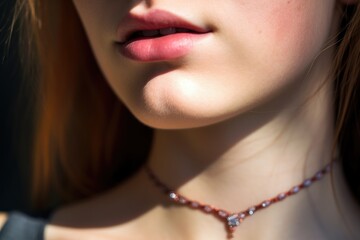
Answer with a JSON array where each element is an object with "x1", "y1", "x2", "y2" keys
[
  {"x1": 46, "y1": 173, "x2": 150, "y2": 239},
  {"x1": 0, "y1": 213, "x2": 7, "y2": 230},
  {"x1": 0, "y1": 211, "x2": 46, "y2": 240}
]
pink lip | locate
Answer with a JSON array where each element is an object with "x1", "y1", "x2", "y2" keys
[{"x1": 116, "y1": 9, "x2": 211, "y2": 62}]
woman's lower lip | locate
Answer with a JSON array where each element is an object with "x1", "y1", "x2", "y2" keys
[{"x1": 118, "y1": 33, "x2": 209, "y2": 62}]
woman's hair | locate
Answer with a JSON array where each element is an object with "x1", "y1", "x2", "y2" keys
[
  {"x1": 14, "y1": 1, "x2": 152, "y2": 208},
  {"x1": 13, "y1": 1, "x2": 360, "y2": 209}
]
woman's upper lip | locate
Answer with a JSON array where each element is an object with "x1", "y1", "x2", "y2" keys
[{"x1": 117, "y1": 9, "x2": 212, "y2": 44}]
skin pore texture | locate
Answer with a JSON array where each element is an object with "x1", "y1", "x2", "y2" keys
[{"x1": 42, "y1": 0, "x2": 360, "y2": 239}]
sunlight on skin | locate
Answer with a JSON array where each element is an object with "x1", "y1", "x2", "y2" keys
[{"x1": 42, "y1": 0, "x2": 360, "y2": 239}]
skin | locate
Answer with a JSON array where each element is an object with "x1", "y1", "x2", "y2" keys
[
  {"x1": 2, "y1": 0, "x2": 358, "y2": 239},
  {"x1": 71, "y1": 0, "x2": 338, "y2": 129}
]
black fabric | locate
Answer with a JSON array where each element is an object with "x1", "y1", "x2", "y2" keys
[{"x1": 0, "y1": 212, "x2": 46, "y2": 240}]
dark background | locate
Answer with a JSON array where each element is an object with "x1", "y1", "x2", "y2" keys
[{"x1": 0, "y1": 0, "x2": 30, "y2": 212}]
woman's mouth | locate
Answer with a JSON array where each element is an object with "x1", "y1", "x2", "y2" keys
[
  {"x1": 123, "y1": 27, "x2": 198, "y2": 43},
  {"x1": 116, "y1": 10, "x2": 212, "y2": 62}
]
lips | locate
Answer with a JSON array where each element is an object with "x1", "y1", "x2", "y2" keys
[
  {"x1": 122, "y1": 27, "x2": 198, "y2": 44},
  {"x1": 116, "y1": 9, "x2": 212, "y2": 62}
]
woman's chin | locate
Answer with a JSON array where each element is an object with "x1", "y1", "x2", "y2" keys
[
  {"x1": 129, "y1": 104, "x2": 238, "y2": 130},
  {"x1": 136, "y1": 115, "x2": 224, "y2": 130}
]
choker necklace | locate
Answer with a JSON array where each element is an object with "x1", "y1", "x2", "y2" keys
[{"x1": 145, "y1": 163, "x2": 332, "y2": 238}]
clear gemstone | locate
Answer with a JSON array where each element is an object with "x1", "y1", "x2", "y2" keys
[
  {"x1": 291, "y1": 186, "x2": 300, "y2": 193},
  {"x1": 191, "y1": 202, "x2": 199, "y2": 208},
  {"x1": 261, "y1": 200, "x2": 271, "y2": 208},
  {"x1": 227, "y1": 214, "x2": 240, "y2": 228},
  {"x1": 203, "y1": 205, "x2": 212, "y2": 212},
  {"x1": 169, "y1": 192, "x2": 178, "y2": 200},
  {"x1": 248, "y1": 207, "x2": 256, "y2": 215},
  {"x1": 316, "y1": 172, "x2": 323, "y2": 180},
  {"x1": 277, "y1": 193, "x2": 286, "y2": 200},
  {"x1": 178, "y1": 197, "x2": 187, "y2": 204},
  {"x1": 218, "y1": 210, "x2": 228, "y2": 218},
  {"x1": 303, "y1": 179, "x2": 312, "y2": 187},
  {"x1": 239, "y1": 213, "x2": 246, "y2": 219}
]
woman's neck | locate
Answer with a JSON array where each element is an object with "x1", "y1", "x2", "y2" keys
[
  {"x1": 48, "y1": 64, "x2": 360, "y2": 240},
  {"x1": 147, "y1": 80, "x2": 334, "y2": 210},
  {"x1": 142, "y1": 74, "x2": 357, "y2": 239}
]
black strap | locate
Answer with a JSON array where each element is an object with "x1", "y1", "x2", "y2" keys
[{"x1": 0, "y1": 212, "x2": 46, "y2": 240}]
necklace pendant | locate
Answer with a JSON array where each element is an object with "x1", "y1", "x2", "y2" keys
[{"x1": 227, "y1": 214, "x2": 241, "y2": 232}]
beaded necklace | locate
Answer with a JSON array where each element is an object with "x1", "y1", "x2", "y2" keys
[{"x1": 145, "y1": 163, "x2": 331, "y2": 238}]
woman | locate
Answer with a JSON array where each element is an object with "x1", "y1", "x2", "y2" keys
[{"x1": 0, "y1": 0, "x2": 359, "y2": 239}]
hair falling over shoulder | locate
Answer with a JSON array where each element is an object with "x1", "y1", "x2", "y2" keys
[
  {"x1": 12, "y1": 0, "x2": 360, "y2": 210},
  {"x1": 14, "y1": 0, "x2": 152, "y2": 209}
]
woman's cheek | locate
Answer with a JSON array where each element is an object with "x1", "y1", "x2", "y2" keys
[{"x1": 243, "y1": 1, "x2": 334, "y2": 77}]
